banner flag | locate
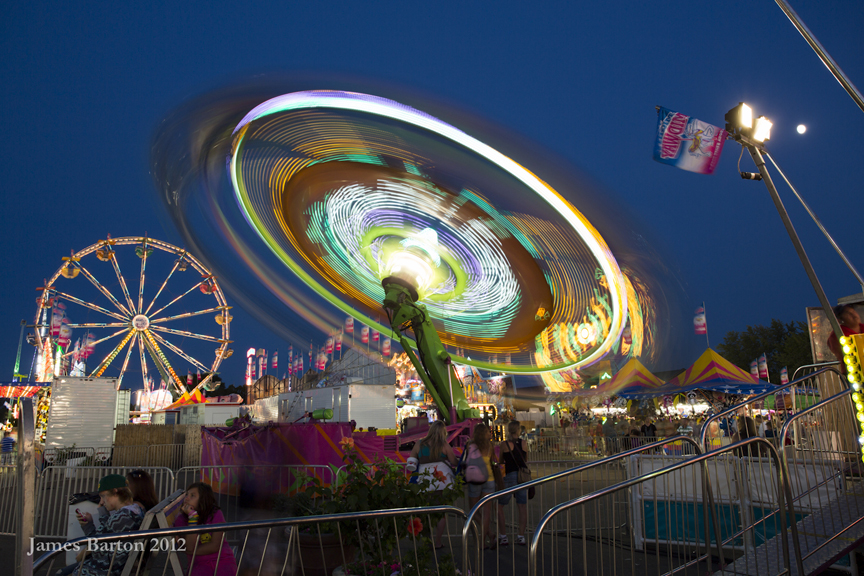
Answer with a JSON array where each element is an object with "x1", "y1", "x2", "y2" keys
[
  {"x1": 694, "y1": 307, "x2": 707, "y2": 335},
  {"x1": 758, "y1": 353, "x2": 769, "y2": 379},
  {"x1": 335, "y1": 333, "x2": 342, "y2": 351},
  {"x1": 372, "y1": 329, "x2": 380, "y2": 342},
  {"x1": 345, "y1": 317, "x2": 354, "y2": 333},
  {"x1": 361, "y1": 326, "x2": 369, "y2": 344},
  {"x1": 325, "y1": 337, "x2": 334, "y2": 354},
  {"x1": 750, "y1": 360, "x2": 759, "y2": 380},
  {"x1": 653, "y1": 107, "x2": 727, "y2": 174},
  {"x1": 780, "y1": 366, "x2": 789, "y2": 384},
  {"x1": 382, "y1": 338, "x2": 391, "y2": 356},
  {"x1": 272, "y1": 351, "x2": 278, "y2": 371}
]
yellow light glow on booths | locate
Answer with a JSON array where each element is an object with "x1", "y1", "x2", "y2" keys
[{"x1": 842, "y1": 334, "x2": 864, "y2": 457}]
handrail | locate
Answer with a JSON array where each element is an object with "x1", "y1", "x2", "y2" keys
[
  {"x1": 778, "y1": 386, "x2": 857, "y2": 566},
  {"x1": 527, "y1": 436, "x2": 804, "y2": 576},
  {"x1": 461, "y1": 434, "x2": 703, "y2": 576},
  {"x1": 33, "y1": 504, "x2": 470, "y2": 571},
  {"x1": 792, "y1": 361, "x2": 840, "y2": 382},
  {"x1": 699, "y1": 366, "x2": 844, "y2": 450}
]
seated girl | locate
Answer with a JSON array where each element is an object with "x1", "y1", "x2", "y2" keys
[{"x1": 173, "y1": 482, "x2": 238, "y2": 576}]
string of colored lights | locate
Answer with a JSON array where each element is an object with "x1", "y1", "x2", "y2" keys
[{"x1": 93, "y1": 330, "x2": 135, "y2": 377}]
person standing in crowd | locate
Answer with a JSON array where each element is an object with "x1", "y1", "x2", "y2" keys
[
  {"x1": 173, "y1": 482, "x2": 238, "y2": 576},
  {"x1": 407, "y1": 420, "x2": 457, "y2": 549},
  {"x1": 641, "y1": 418, "x2": 657, "y2": 439},
  {"x1": 602, "y1": 416, "x2": 617, "y2": 455},
  {"x1": 497, "y1": 421, "x2": 529, "y2": 546},
  {"x1": 827, "y1": 304, "x2": 863, "y2": 370},
  {"x1": 1, "y1": 431, "x2": 15, "y2": 465},
  {"x1": 463, "y1": 423, "x2": 500, "y2": 549}
]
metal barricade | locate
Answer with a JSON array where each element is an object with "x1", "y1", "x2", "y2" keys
[
  {"x1": 146, "y1": 443, "x2": 186, "y2": 470},
  {"x1": 700, "y1": 366, "x2": 843, "y2": 453},
  {"x1": 777, "y1": 387, "x2": 864, "y2": 574},
  {"x1": 0, "y1": 465, "x2": 18, "y2": 535},
  {"x1": 529, "y1": 437, "x2": 801, "y2": 576},
  {"x1": 34, "y1": 466, "x2": 175, "y2": 538},
  {"x1": 463, "y1": 435, "x2": 702, "y2": 576},
  {"x1": 32, "y1": 505, "x2": 472, "y2": 576},
  {"x1": 110, "y1": 445, "x2": 151, "y2": 468},
  {"x1": 527, "y1": 435, "x2": 599, "y2": 460},
  {"x1": 174, "y1": 464, "x2": 341, "y2": 526}
]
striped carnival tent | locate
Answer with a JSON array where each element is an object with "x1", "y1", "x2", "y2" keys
[
  {"x1": 620, "y1": 348, "x2": 775, "y2": 399},
  {"x1": 162, "y1": 387, "x2": 206, "y2": 410},
  {"x1": 599, "y1": 357, "x2": 665, "y2": 397}
]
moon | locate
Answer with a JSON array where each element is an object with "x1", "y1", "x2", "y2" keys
[{"x1": 797, "y1": 124, "x2": 807, "y2": 134}]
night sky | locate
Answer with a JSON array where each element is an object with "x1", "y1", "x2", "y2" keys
[{"x1": 2, "y1": 1, "x2": 862, "y2": 391}]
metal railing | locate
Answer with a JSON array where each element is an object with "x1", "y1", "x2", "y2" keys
[
  {"x1": 791, "y1": 360, "x2": 841, "y2": 382},
  {"x1": 699, "y1": 366, "x2": 844, "y2": 452},
  {"x1": 174, "y1": 464, "x2": 343, "y2": 521},
  {"x1": 528, "y1": 436, "x2": 803, "y2": 576},
  {"x1": 462, "y1": 434, "x2": 703, "y2": 576},
  {"x1": 32, "y1": 505, "x2": 473, "y2": 576},
  {"x1": 34, "y1": 466, "x2": 176, "y2": 538},
  {"x1": 776, "y1": 386, "x2": 864, "y2": 573},
  {"x1": 0, "y1": 465, "x2": 18, "y2": 535}
]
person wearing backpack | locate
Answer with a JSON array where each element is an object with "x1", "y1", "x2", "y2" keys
[
  {"x1": 462, "y1": 423, "x2": 500, "y2": 549},
  {"x1": 406, "y1": 420, "x2": 458, "y2": 548},
  {"x1": 496, "y1": 421, "x2": 529, "y2": 546}
]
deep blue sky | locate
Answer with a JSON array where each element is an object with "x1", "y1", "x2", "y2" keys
[{"x1": 2, "y1": 1, "x2": 862, "y2": 390}]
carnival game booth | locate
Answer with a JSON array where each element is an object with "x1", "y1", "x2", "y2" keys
[{"x1": 619, "y1": 348, "x2": 776, "y2": 417}]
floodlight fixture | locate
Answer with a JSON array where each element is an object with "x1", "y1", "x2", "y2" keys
[
  {"x1": 725, "y1": 102, "x2": 752, "y2": 132},
  {"x1": 753, "y1": 116, "x2": 773, "y2": 142}
]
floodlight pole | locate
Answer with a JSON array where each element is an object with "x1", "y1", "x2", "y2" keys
[
  {"x1": 743, "y1": 141, "x2": 844, "y2": 340},
  {"x1": 775, "y1": 0, "x2": 864, "y2": 114}
]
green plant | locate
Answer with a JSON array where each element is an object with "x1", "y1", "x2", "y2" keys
[{"x1": 283, "y1": 437, "x2": 463, "y2": 556}]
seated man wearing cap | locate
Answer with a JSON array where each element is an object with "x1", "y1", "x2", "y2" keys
[
  {"x1": 64, "y1": 474, "x2": 145, "y2": 576},
  {"x1": 827, "y1": 304, "x2": 863, "y2": 372}
]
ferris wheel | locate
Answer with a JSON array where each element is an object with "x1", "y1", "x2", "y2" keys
[{"x1": 34, "y1": 236, "x2": 232, "y2": 393}]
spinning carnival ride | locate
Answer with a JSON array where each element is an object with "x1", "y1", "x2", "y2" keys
[
  {"x1": 154, "y1": 87, "x2": 672, "y2": 409},
  {"x1": 34, "y1": 237, "x2": 232, "y2": 393}
]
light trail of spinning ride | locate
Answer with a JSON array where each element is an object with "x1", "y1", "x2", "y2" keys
[{"x1": 228, "y1": 90, "x2": 628, "y2": 373}]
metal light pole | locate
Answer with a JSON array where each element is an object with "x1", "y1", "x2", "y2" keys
[
  {"x1": 775, "y1": 0, "x2": 864, "y2": 114},
  {"x1": 744, "y1": 143, "x2": 844, "y2": 339},
  {"x1": 725, "y1": 104, "x2": 845, "y2": 340}
]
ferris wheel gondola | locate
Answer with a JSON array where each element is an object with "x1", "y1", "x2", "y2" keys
[{"x1": 34, "y1": 236, "x2": 232, "y2": 393}]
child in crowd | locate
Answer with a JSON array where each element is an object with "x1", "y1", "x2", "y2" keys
[
  {"x1": 57, "y1": 474, "x2": 144, "y2": 576},
  {"x1": 173, "y1": 482, "x2": 238, "y2": 576}
]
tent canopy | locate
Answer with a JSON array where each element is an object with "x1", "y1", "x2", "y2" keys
[
  {"x1": 619, "y1": 348, "x2": 775, "y2": 399},
  {"x1": 162, "y1": 388, "x2": 206, "y2": 411},
  {"x1": 601, "y1": 357, "x2": 664, "y2": 396}
]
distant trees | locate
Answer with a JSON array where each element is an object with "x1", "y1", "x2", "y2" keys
[{"x1": 717, "y1": 319, "x2": 812, "y2": 383}]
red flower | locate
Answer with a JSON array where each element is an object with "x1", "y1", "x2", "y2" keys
[
  {"x1": 432, "y1": 470, "x2": 447, "y2": 483},
  {"x1": 339, "y1": 436, "x2": 355, "y2": 449},
  {"x1": 406, "y1": 516, "x2": 423, "y2": 536}
]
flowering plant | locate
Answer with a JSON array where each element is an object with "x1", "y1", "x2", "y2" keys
[{"x1": 276, "y1": 437, "x2": 463, "y2": 556}]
